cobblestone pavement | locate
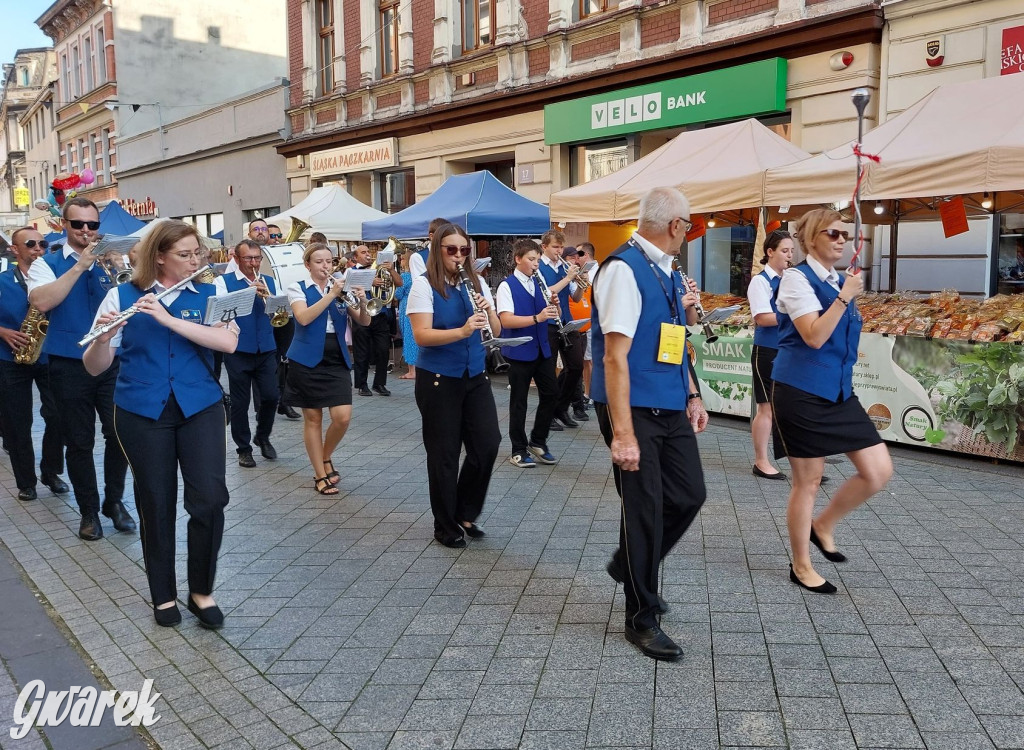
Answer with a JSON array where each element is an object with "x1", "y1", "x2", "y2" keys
[{"x1": 2, "y1": 374, "x2": 1024, "y2": 750}]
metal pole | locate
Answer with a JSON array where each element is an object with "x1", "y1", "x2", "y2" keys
[{"x1": 851, "y1": 88, "x2": 871, "y2": 274}]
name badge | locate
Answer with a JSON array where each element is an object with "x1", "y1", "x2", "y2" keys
[
  {"x1": 657, "y1": 323, "x2": 687, "y2": 365},
  {"x1": 180, "y1": 309, "x2": 202, "y2": 322}
]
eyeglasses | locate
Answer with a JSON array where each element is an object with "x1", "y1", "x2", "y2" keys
[
  {"x1": 675, "y1": 217, "x2": 693, "y2": 233},
  {"x1": 269, "y1": 233, "x2": 282, "y2": 239},
  {"x1": 576, "y1": 250, "x2": 587, "y2": 257},
  {"x1": 443, "y1": 244, "x2": 472, "y2": 257},
  {"x1": 250, "y1": 226, "x2": 268, "y2": 233},
  {"x1": 239, "y1": 255, "x2": 263, "y2": 262},
  {"x1": 20, "y1": 240, "x2": 49, "y2": 249},
  {"x1": 821, "y1": 229, "x2": 850, "y2": 242},
  {"x1": 171, "y1": 251, "x2": 201, "y2": 261},
  {"x1": 68, "y1": 220, "x2": 101, "y2": 230}
]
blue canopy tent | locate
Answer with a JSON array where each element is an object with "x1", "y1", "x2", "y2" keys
[
  {"x1": 211, "y1": 229, "x2": 224, "y2": 242},
  {"x1": 41, "y1": 201, "x2": 147, "y2": 247},
  {"x1": 362, "y1": 171, "x2": 550, "y2": 240}
]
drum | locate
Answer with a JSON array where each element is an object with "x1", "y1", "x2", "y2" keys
[{"x1": 260, "y1": 242, "x2": 308, "y2": 292}]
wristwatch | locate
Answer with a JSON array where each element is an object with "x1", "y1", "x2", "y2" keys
[
  {"x1": 687, "y1": 392, "x2": 702, "y2": 401},
  {"x1": 532, "y1": 314, "x2": 538, "y2": 324}
]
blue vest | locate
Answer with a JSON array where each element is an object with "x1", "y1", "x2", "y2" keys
[
  {"x1": 590, "y1": 243, "x2": 689, "y2": 410},
  {"x1": 417, "y1": 283, "x2": 485, "y2": 378},
  {"x1": 499, "y1": 275, "x2": 551, "y2": 362},
  {"x1": 752, "y1": 270, "x2": 781, "y2": 349},
  {"x1": 772, "y1": 262, "x2": 861, "y2": 402},
  {"x1": 223, "y1": 273, "x2": 277, "y2": 353},
  {"x1": 114, "y1": 283, "x2": 222, "y2": 419},
  {"x1": 38, "y1": 251, "x2": 109, "y2": 359},
  {"x1": 415, "y1": 247, "x2": 429, "y2": 269},
  {"x1": 537, "y1": 260, "x2": 572, "y2": 324},
  {"x1": 286, "y1": 281, "x2": 352, "y2": 368},
  {"x1": 0, "y1": 269, "x2": 46, "y2": 363}
]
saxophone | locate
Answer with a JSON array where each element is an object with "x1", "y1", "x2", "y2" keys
[{"x1": 15, "y1": 305, "x2": 48, "y2": 365}]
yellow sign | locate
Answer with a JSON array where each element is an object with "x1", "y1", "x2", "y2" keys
[
  {"x1": 310, "y1": 138, "x2": 398, "y2": 177},
  {"x1": 13, "y1": 187, "x2": 30, "y2": 208}
]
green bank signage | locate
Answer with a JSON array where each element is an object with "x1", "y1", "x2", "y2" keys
[{"x1": 544, "y1": 58, "x2": 787, "y2": 145}]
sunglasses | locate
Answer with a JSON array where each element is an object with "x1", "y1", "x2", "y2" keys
[
  {"x1": 443, "y1": 244, "x2": 471, "y2": 257},
  {"x1": 269, "y1": 233, "x2": 282, "y2": 239},
  {"x1": 821, "y1": 229, "x2": 850, "y2": 242},
  {"x1": 21, "y1": 240, "x2": 49, "y2": 249},
  {"x1": 68, "y1": 220, "x2": 101, "y2": 230},
  {"x1": 576, "y1": 250, "x2": 587, "y2": 257}
]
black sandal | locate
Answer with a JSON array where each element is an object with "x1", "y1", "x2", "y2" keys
[
  {"x1": 323, "y1": 460, "x2": 340, "y2": 485},
  {"x1": 314, "y1": 476, "x2": 338, "y2": 495}
]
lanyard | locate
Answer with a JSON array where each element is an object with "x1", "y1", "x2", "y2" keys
[
  {"x1": 631, "y1": 240, "x2": 680, "y2": 324},
  {"x1": 12, "y1": 267, "x2": 28, "y2": 294}
]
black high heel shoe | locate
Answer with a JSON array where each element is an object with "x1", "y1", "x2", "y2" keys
[
  {"x1": 789, "y1": 564, "x2": 837, "y2": 594},
  {"x1": 810, "y1": 526, "x2": 847, "y2": 563}
]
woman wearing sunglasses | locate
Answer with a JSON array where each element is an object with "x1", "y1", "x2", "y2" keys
[
  {"x1": 772, "y1": 208, "x2": 892, "y2": 594},
  {"x1": 407, "y1": 223, "x2": 501, "y2": 548}
]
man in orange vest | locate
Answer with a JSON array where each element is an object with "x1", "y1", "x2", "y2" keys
[{"x1": 568, "y1": 243, "x2": 596, "y2": 421}]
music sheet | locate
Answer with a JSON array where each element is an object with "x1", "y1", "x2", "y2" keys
[{"x1": 204, "y1": 287, "x2": 256, "y2": 325}]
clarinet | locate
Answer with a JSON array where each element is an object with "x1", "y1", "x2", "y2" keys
[
  {"x1": 455, "y1": 262, "x2": 500, "y2": 349},
  {"x1": 533, "y1": 270, "x2": 573, "y2": 350},
  {"x1": 678, "y1": 270, "x2": 718, "y2": 344}
]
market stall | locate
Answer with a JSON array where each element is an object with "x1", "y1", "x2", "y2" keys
[{"x1": 264, "y1": 185, "x2": 386, "y2": 241}]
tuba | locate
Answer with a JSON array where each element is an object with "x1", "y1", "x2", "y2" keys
[
  {"x1": 365, "y1": 237, "x2": 403, "y2": 316},
  {"x1": 284, "y1": 216, "x2": 311, "y2": 244},
  {"x1": 15, "y1": 305, "x2": 48, "y2": 365}
]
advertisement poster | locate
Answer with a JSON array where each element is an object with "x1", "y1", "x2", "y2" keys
[{"x1": 688, "y1": 328, "x2": 1024, "y2": 462}]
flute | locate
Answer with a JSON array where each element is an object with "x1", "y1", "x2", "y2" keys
[
  {"x1": 678, "y1": 270, "x2": 718, "y2": 344},
  {"x1": 79, "y1": 265, "x2": 216, "y2": 347}
]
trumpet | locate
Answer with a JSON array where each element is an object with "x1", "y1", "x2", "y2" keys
[
  {"x1": 533, "y1": 270, "x2": 573, "y2": 349},
  {"x1": 79, "y1": 265, "x2": 217, "y2": 347},
  {"x1": 678, "y1": 270, "x2": 717, "y2": 344},
  {"x1": 560, "y1": 258, "x2": 590, "y2": 290},
  {"x1": 327, "y1": 274, "x2": 362, "y2": 310},
  {"x1": 92, "y1": 237, "x2": 133, "y2": 288},
  {"x1": 455, "y1": 262, "x2": 501, "y2": 350}
]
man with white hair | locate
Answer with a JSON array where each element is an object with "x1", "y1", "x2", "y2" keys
[{"x1": 590, "y1": 186, "x2": 708, "y2": 661}]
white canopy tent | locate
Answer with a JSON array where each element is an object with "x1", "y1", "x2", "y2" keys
[
  {"x1": 264, "y1": 185, "x2": 386, "y2": 241},
  {"x1": 549, "y1": 118, "x2": 811, "y2": 222}
]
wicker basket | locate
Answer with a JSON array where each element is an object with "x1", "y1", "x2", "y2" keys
[{"x1": 955, "y1": 424, "x2": 1024, "y2": 462}]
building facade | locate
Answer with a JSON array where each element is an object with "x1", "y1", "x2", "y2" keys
[{"x1": 19, "y1": 55, "x2": 61, "y2": 233}]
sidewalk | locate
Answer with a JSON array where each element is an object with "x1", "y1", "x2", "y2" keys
[{"x1": 2, "y1": 375, "x2": 1024, "y2": 749}]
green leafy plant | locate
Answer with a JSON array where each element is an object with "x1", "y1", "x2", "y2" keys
[{"x1": 929, "y1": 346, "x2": 1024, "y2": 452}]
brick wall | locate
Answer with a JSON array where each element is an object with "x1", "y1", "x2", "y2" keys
[
  {"x1": 805, "y1": 0, "x2": 830, "y2": 4},
  {"x1": 348, "y1": 97, "x2": 362, "y2": 120},
  {"x1": 414, "y1": 79, "x2": 429, "y2": 104},
  {"x1": 315, "y1": 107, "x2": 337, "y2": 125},
  {"x1": 287, "y1": 0, "x2": 303, "y2": 107},
  {"x1": 291, "y1": 112, "x2": 305, "y2": 132},
  {"x1": 528, "y1": 46, "x2": 548, "y2": 78},
  {"x1": 343, "y1": 0, "x2": 361, "y2": 92},
  {"x1": 413, "y1": 1, "x2": 432, "y2": 71},
  {"x1": 475, "y1": 66, "x2": 498, "y2": 85},
  {"x1": 376, "y1": 90, "x2": 401, "y2": 109},
  {"x1": 641, "y1": 12, "x2": 680, "y2": 47},
  {"x1": 571, "y1": 32, "x2": 620, "y2": 62},
  {"x1": 708, "y1": 0, "x2": 779, "y2": 25},
  {"x1": 522, "y1": 0, "x2": 548, "y2": 40}
]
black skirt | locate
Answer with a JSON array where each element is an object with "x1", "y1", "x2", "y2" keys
[
  {"x1": 283, "y1": 336, "x2": 352, "y2": 408},
  {"x1": 771, "y1": 381, "x2": 882, "y2": 459},
  {"x1": 750, "y1": 344, "x2": 778, "y2": 405}
]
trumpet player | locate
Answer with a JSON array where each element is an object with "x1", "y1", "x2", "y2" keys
[
  {"x1": 351, "y1": 244, "x2": 401, "y2": 397},
  {"x1": 0, "y1": 228, "x2": 67, "y2": 502},
  {"x1": 27, "y1": 197, "x2": 133, "y2": 542},
  {"x1": 538, "y1": 230, "x2": 585, "y2": 429},
  {"x1": 591, "y1": 187, "x2": 707, "y2": 662},
  {"x1": 213, "y1": 239, "x2": 282, "y2": 468}
]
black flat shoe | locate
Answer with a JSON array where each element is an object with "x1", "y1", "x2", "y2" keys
[
  {"x1": 187, "y1": 597, "x2": 224, "y2": 629},
  {"x1": 752, "y1": 465, "x2": 787, "y2": 480},
  {"x1": 358, "y1": 386, "x2": 373, "y2": 397},
  {"x1": 461, "y1": 523, "x2": 486, "y2": 539},
  {"x1": 154, "y1": 604, "x2": 181, "y2": 627},
  {"x1": 102, "y1": 501, "x2": 137, "y2": 533},
  {"x1": 254, "y1": 438, "x2": 277, "y2": 460},
  {"x1": 607, "y1": 559, "x2": 668, "y2": 614},
  {"x1": 277, "y1": 404, "x2": 301, "y2": 420},
  {"x1": 41, "y1": 475, "x2": 69, "y2": 494},
  {"x1": 17, "y1": 487, "x2": 37, "y2": 502},
  {"x1": 238, "y1": 450, "x2": 257, "y2": 468},
  {"x1": 624, "y1": 624, "x2": 683, "y2": 661},
  {"x1": 554, "y1": 411, "x2": 579, "y2": 428},
  {"x1": 372, "y1": 385, "x2": 391, "y2": 396},
  {"x1": 809, "y1": 526, "x2": 847, "y2": 562},
  {"x1": 79, "y1": 513, "x2": 103, "y2": 541},
  {"x1": 548, "y1": 420, "x2": 563, "y2": 432},
  {"x1": 434, "y1": 532, "x2": 466, "y2": 549},
  {"x1": 789, "y1": 564, "x2": 837, "y2": 594}
]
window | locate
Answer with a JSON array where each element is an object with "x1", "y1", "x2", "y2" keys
[
  {"x1": 96, "y1": 28, "x2": 106, "y2": 83},
  {"x1": 315, "y1": 0, "x2": 334, "y2": 96},
  {"x1": 570, "y1": 140, "x2": 629, "y2": 186},
  {"x1": 64, "y1": 143, "x2": 72, "y2": 172},
  {"x1": 102, "y1": 127, "x2": 113, "y2": 184},
  {"x1": 76, "y1": 139, "x2": 85, "y2": 175},
  {"x1": 84, "y1": 37, "x2": 94, "y2": 92},
  {"x1": 60, "y1": 53, "x2": 69, "y2": 102},
  {"x1": 89, "y1": 134, "x2": 98, "y2": 174},
  {"x1": 380, "y1": 0, "x2": 399, "y2": 77},
  {"x1": 579, "y1": 0, "x2": 617, "y2": 19},
  {"x1": 243, "y1": 207, "x2": 280, "y2": 222},
  {"x1": 71, "y1": 45, "x2": 81, "y2": 97},
  {"x1": 379, "y1": 169, "x2": 414, "y2": 213},
  {"x1": 19, "y1": 67, "x2": 29, "y2": 86},
  {"x1": 461, "y1": 0, "x2": 494, "y2": 52}
]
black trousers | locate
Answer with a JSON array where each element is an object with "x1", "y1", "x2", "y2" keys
[
  {"x1": 114, "y1": 398, "x2": 228, "y2": 606},
  {"x1": 506, "y1": 354, "x2": 558, "y2": 454},
  {"x1": 273, "y1": 319, "x2": 295, "y2": 394},
  {"x1": 0, "y1": 359, "x2": 63, "y2": 490},
  {"x1": 548, "y1": 327, "x2": 585, "y2": 412},
  {"x1": 596, "y1": 403, "x2": 706, "y2": 630},
  {"x1": 414, "y1": 369, "x2": 500, "y2": 541},
  {"x1": 47, "y1": 355, "x2": 127, "y2": 515},
  {"x1": 353, "y1": 314, "x2": 391, "y2": 389},
  {"x1": 224, "y1": 350, "x2": 279, "y2": 453}
]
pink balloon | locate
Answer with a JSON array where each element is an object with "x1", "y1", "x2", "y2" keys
[{"x1": 79, "y1": 168, "x2": 96, "y2": 185}]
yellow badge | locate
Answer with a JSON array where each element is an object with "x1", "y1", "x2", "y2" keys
[{"x1": 657, "y1": 323, "x2": 687, "y2": 365}]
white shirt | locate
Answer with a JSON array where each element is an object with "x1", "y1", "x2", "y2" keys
[
  {"x1": 91, "y1": 281, "x2": 196, "y2": 348},
  {"x1": 288, "y1": 278, "x2": 337, "y2": 333},
  {"x1": 407, "y1": 274, "x2": 495, "y2": 315},
  {"x1": 26, "y1": 246, "x2": 91, "y2": 294},
  {"x1": 540, "y1": 253, "x2": 578, "y2": 296},
  {"x1": 495, "y1": 270, "x2": 535, "y2": 315},
  {"x1": 213, "y1": 269, "x2": 276, "y2": 298},
  {"x1": 747, "y1": 265, "x2": 780, "y2": 318},
  {"x1": 593, "y1": 232, "x2": 675, "y2": 339},
  {"x1": 776, "y1": 256, "x2": 840, "y2": 320},
  {"x1": 408, "y1": 247, "x2": 427, "y2": 278}
]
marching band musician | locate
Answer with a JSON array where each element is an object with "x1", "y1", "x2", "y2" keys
[
  {"x1": 407, "y1": 217, "x2": 450, "y2": 278},
  {"x1": 496, "y1": 239, "x2": 561, "y2": 468},
  {"x1": 283, "y1": 244, "x2": 370, "y2": 496},
  {"x1": 408, "y1": 223, "x2": 501, "y2": 549},
  {"x1": 591, "y1": 187, "x2": 707, "y2": 662},
  {"x1": 0, "y1": 228, "x2": 68, "y2": 502},
  {"x1": 538, "y1": 230, "x2": 585, "y2": 429},
  {"x1": 27, "y1": 197, "x2": 134, "y2": 542},
  {"x1": 82, "y1": 220, "x2": 239, "y2": 629},
  {"x1": 214, "y1": 239, "x2": 281, "y2": 468},
  {"x1": 351, "y1": 244, "x2": 401, "y2": 397}
]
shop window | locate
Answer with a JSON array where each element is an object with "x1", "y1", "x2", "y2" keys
[
  {"x1": 380, "y1": 169, "x2": 415, "y2": 213},
  {"x1": 996, "y1": 213, "x2": 1024, "y2": 295},
  {"x1": 570, "y1": 140, "x2": 629, "y2": 186},
  {"x1": 577, "y1": 0, "x2": 618, "y2": 20},
  {"x1": 700, "y1": 224, "x2": 756, "y2": 296},
  {"x1": 380, "y1": 0, "x2": 399, "y2": 77},
  {"x1": 316, "y1": 0, "x2": 335, "y2": 96},
  {"x1": 244, "y1": 207, "x2": 281, "y2": 223},
  {"x1": 461, "y1": 0, "x2": 494, "y2": 52}
]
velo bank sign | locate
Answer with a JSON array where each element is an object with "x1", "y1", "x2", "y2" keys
[{"x1": 544, "y1": 58, "x2": 787, "y2": 144}]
